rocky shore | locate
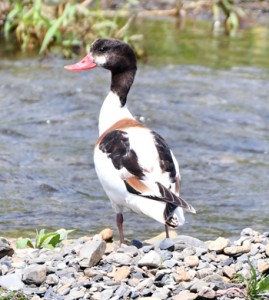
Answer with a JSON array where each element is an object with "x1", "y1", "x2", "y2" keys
[{"x1": 0, "y1": 228, "x2": 269, "y2": 300}]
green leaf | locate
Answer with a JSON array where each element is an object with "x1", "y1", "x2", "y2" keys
[
  {"x1": 56, "y1": 228, "x2": 74, "y2": 240},
  {"x1": 257, "y1": 275, "x2": 269, "y2": 293},
  {"x1": 35, "y1": 228, "x2": 45, "y2": 247},
  {"x1": 39, "y1": 16, "x2": 63, "y2": 53},
  {"x1": 249, "y1": 259, "x2": 257, "y2": 280},
  {"x1": 37, "y1": 232, "x2": 59, "y2": 248},
  {"x1": 16, "y1": 238, "x2": 34, "y2": 249},
  {"x1": 47, "y1": 233, "x2": 61, "y2": 248},
  {"x1": 4, "y1": 2, "x2": 21, "y2": 39}
]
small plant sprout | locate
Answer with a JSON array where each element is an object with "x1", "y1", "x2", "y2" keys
[
  {"x1": 235, "y1": 259, "x2": 269, "y2": 299},
  {"x1": 16, "y1": 228, "x2": 74, "y2": 249}
]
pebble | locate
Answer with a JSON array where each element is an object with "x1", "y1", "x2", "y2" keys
[
  {"x1": 257, "y1": 258, "x2": 269, "y2": 274},
  {"x1": 0, "y1": 273, "x2": 24, "y2": 290},
  {"x1": 138, "y1": 250, "x2": 162, "y2": 268},
  {"x1": 184, "y1": 255, "x2": 200, "y2": 267},
  {"x1": 22, "y1": 265, "x2": 47, "y2": 286},
  {"x1": 266, "y1": 242, "x2": 269, "y2": 257},
  {"x1": 113, "y1": 266, "x2": 130, "y2": 281},
  {"x1": 100, "y1": 228, "x2": 114, "y2": 242},
  {"x1": 222, "y1": 265, "x2": 236, "y2": 279},
  {"x1": 224, "y1": 244, "x2": 250, "y2": 256},
  {"x1": 79, "y1": 235, "x2": 106, "y2": 267},
  {"x1": 208, "y1": 237, "x2": 230, "y2": 253},
  {"x1": 0, "y1": 237, "x2": 14, "y2": 258},
  {"x1": 0, "y1": 227, "x2": 268, "y2": 300}
]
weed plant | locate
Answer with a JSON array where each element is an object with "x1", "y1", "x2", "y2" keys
[
  {"x1": 235, "y1": 259, "x2": 269, "y2": 299},
  {"x1": 16, "y1": 228, "x2": 74, "y2": 249},
  {"x1": 2, "y1": 0, "x2": 142, "y2": 57},
  {"x1": 0, "y1": 289, "x2": 28, "y2": 300}
]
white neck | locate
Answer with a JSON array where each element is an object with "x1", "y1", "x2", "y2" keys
[{"x1": 98, "y1": 91, "x2": 134, "y2": 136}]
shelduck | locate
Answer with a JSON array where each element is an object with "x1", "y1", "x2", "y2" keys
[{"x1": 65, "y1": 38, "x2": 196, "y2": 244}]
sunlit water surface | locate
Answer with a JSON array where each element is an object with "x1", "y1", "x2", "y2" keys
[{"x1": 0, "y1": 19, "x2": 269, "y2": 241}]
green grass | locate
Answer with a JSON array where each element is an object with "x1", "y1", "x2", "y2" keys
[
  {"x1": 1, "y1": 0, "x2": 143, "y2": 57},
  {"x1": 235, "y1": 259, "x2": 269, "y2": 299},
  {"x1": 0, "y1": 289, "x2": 28, "y2": 300}
]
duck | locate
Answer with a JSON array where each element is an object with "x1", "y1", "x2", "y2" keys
[{"x1": 64, "y1": 38, "x2": 196, "y2": 244}]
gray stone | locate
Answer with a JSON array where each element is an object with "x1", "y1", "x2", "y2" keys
[
  {"x1": 196, "y1": 268, "x2": 214, "y2": 279},
  {"x1": 241, "y1": 227, "x2": 259, "y2": 237},
  {"x1": 100, "y1": 288, "x2": 114, "y2": 300},
  {"x1": 105, "y1": 252, "x2": 133, "y2": 266},
  {"x1": 0, "y1": 273, "x2": 24, "y2": 290},
  {"x1": 56, "y1": 267, "x2": 77, "y2": 278},
  {"x1": 197, "y1": 261, "x2": 210, "y2": 270},
  {"x1": 11, "y1": 261, "x2": 27, "y2": 269},
  {"x1": 189, "y1": 279, "x2": 209, "y2": 292},
  {"x1": 237, "y1": 253, "x2": 249, "y2": 263},
  {"x1": 142, "y1": 244, "x2": 155, "y2": 253},
  {"x1": 0, "y1": 237, "x2": 14, "y2": 258},
  {"x1": 203, "y1": 274, "x2": 231, "y2": 290},
  {"x1": 164, "y1": 259, "x2": 177, "y2": 268},
  {"x1": 118, "y1": 245, "x2": 139, "y2": 257},
  {"x1": 152, "y1": 287, "x2": 171, "y2": 299},
  {"x1": 220, "y1": 256, "x2": 234, "y2": 267},
  {"x1": 161, "y1": 250, "x2": 173, "y2": 261},
  {"x1": 160, "y1": 238, "x2": 175, "y2": 251},
  {"x1": 130, "y1": 239, "x2": 143, "y2": 249},
  {"x1": 174, "y1": 235, "x2": 207, "y2": 248},
  {"x1": 195, "y1": 247, "x2": 208, "y2": 257},
  {"x1": 138, "y1": 250, "x2": 162, "y2": 268},
  {"x1": 136, "y1": 278, "x2": 154, "y2": 291},
  {"x1": 198, "y1": 286, "x2": 216, "y2": 299},
  {"x1": 64, "y1": 287, "x2": 86, "y2": 300},
  {"x1": 250, "y1": 244, "x2": 260, "y2": 256},
  {"x1": 115, "y1": 283, "x2": 130, "y2": 298},
  {"x1": 46, "y1": 274, "x2": 59, "y2": 285},
  {"x1": 44, "y1": 288, "x2": 63, "y2": 300},
  {"x1": 79, "y1": 236, "x2": 106, "y2": 267},
  {"x1": 22, "y1": 264, "x2": 47, "y2": 286}
]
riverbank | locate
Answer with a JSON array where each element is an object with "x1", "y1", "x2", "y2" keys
[{"x1": 0, "y1": 227, "x2": 268, "y2": 300}]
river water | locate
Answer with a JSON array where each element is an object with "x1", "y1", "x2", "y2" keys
[{"x1": 0, "y1": 18, "x2": 269, "y2": 241}]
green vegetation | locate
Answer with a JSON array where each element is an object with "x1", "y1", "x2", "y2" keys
[
  {"x1": 0, "y1": 289, "x2": 28, "y2": 300},
  {"x1": 1, "y1": 0, "x2": 142, "y2": 57},
  {"x1": 16, "y1": 228, "x2": 74, "y2": 249},
  {"x1": 235, "y1": 259, "x2": 269, "y2": 299},
  {"x1": 0, "y1": 0, "x2": 251, "y2": 57},
  {"x1": 213, "y1": 0, "x2": 246, "y2": 36}
]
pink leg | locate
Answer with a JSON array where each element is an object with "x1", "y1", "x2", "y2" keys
[{"x1": 116, "y1": 213, "x2": 125, "y2": 244}]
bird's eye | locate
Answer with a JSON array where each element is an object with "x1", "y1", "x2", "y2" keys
[{"x1": 99, "y1": 47, "x2": 108, "y2": 52}]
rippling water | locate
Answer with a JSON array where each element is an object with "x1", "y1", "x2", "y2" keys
[{"x1": 0, "y1": 19, "x2": 269, "y2": 241}]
